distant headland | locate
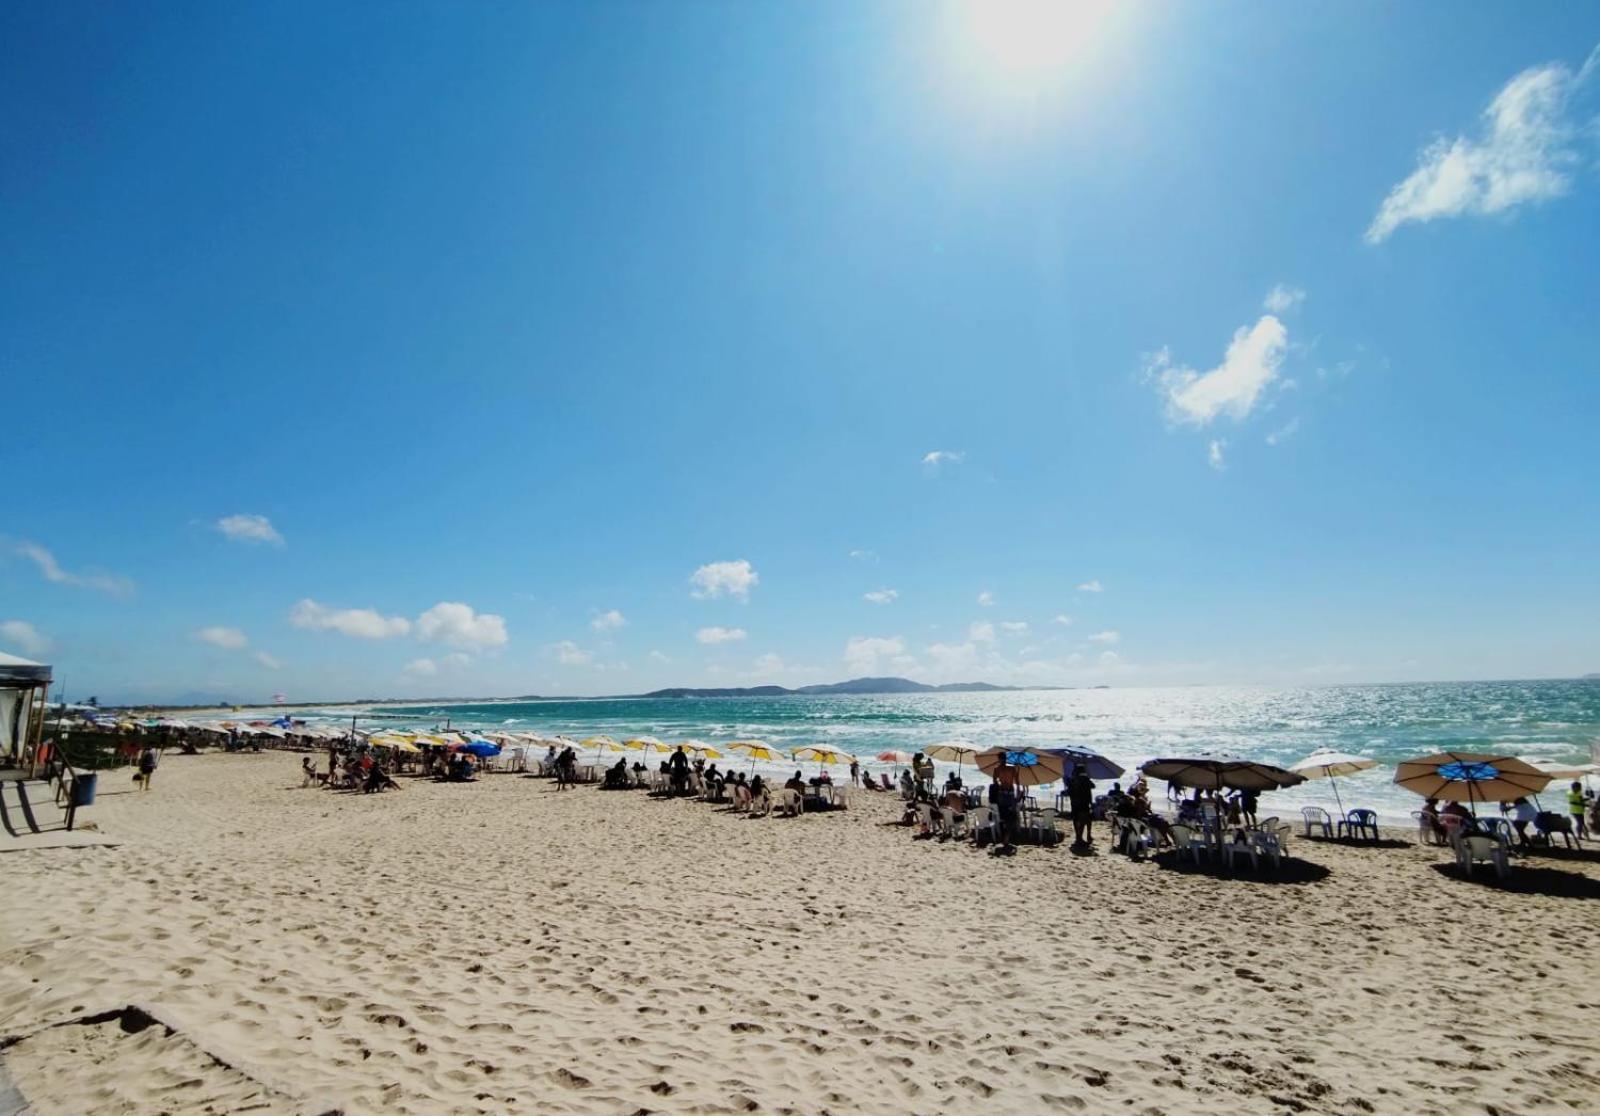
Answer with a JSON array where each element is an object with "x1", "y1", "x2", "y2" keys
[{"x1": 637, "y1": 676, "x2": 1038, "y2": 699}]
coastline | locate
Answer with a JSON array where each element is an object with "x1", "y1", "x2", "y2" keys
[{"x1": 3, "y1": 751, "x2": 1598, "y2": 1114}]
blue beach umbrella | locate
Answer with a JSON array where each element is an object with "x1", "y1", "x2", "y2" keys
[
  {"x1": 1046, "y1": 747, "x2": 1124, "y2": 782},
  {"x1": 460, "y1": 739, "x2": 502, "y2": 758}
]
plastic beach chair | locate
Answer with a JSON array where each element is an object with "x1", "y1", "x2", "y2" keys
[
  {"x1": 1336, "y1": 809, "x2": 1380, "y2": 841},
  {"x1": 1456, "y1": 834, "x2": 1510, "y2": 879},
  {"x1": 967, "y1": 805, "x2": 995, "y2": 844},
  {"x1": 1170, "y1": 824, "x2": 1209, "y2": 865},
  {"x1": 1222, "y1": 831, "x2": 1259, "y2": 871},
  {"x1": 1301, "y1": 807, "x2": 1333, "y2": 838}
]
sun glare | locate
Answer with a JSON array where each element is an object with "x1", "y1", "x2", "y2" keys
[{"x1": 954, "y1": 0, "x2": 1120, "y2": 87}]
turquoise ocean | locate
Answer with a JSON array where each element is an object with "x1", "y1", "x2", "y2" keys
[{"x1": 287, "y1": 680, "x2": 1598, "y2": 822}]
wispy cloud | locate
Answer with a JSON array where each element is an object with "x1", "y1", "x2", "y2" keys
[
  {"x1": 648, "y1": 649, "x2": 671, "y2": 663},
  {"x1": 215, "y1": 514, "x2": 283, "y2": 547},
  {"x1": 863, "y1": 588, "x2": 899, "y2": 604},
  {"x1": 1265, "y1": 418, "x2": 1301, "y2": 446},
  {"x1": 403, "y1": 657, "x2": 438, "y2": 676},
  {"x1": 843, "y1": 635, "x2": 907, "y2": 674},
  {"x1": 253, "y1": 651, "x2": 282, "y2": 670},
  {"x1": 0, "y1": 619, "x2": 49, "y2": 656},
  {"x1": 1149, "y1": 316, "x2": 1289, "y2": 427},
  {"x1": 194, "y1": 625, "x2": 249, "y2": 650},
  {"x1": 848, "y1": 548, "x2": 878, "y2": 563},
  {"x1": 969, "y1": 620, "x2": 996, "y2": 643},
  {"x1": 690, "y1": 559, "x2": 759, "y2": 601},
  {"x1": 921, "y1": 450, "x2": 965, "y2": 473},
  {"x1": 1367, "y1": 45, "x2": 1600, "y2": 242},
  {"x1": 1088, "y1": 630, "x2": 1120, "y2": 645},
  {"x1": 976, "y1": 589, "x2": 995, "y2": 607},
  {"x1": 1000, "y1": 621, "x2": 1029, "y2": 634},
  {"x1": 290, "y1": 599, "x2": 411, "y2": 640},
  {"x1": 696, "y1": 626, "x2": 747, "y2": 645},
  {"x1": 1053, "y1": 614, "x2": 1073, "y2": 626},
  {"x1": 1208, "y1": 439, "x2": 1227, "y2": 471},
  {"x1": 1076, "y1": 580, "x2": 1103, "y2": 593},
  {"x1": 550, "y1": 640, "x2": 592, "y2": 665},
  {"x1": 591, "y1": 609, "x2": 626, "y2": 631},
  {"x1": 11, "y1": 540, "x2": 134, "y2": 597},
  {"x1": 1263, "y1": 284, "x2": 1305, "y2": 314}
]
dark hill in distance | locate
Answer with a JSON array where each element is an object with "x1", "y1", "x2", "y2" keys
[{"x1": 640, "y1": 676, "x2": 1022, "y2": 699}]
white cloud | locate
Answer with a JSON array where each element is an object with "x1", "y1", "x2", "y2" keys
[
  {"x1": 1088, "y1": 630, "x2": 1121, "y2": 645},
  {"x1": 1208, "y1": 439, "x2": 1227, "y2": 471},
  {"x1": 844, "y1": 635, "x2": 906, "y2": 674},
  {"x1": 848, "y1": 548, "x2": 878, "y2": 562},
  {"x1": 969, "y1": 620, "x2": 996, "y2": 643},
  {"x1": 195, "y1": 625, "x2": 249, "y2": 650},
  {"x1": 1150, "y1": 316, "x2": 1289, "y2": 426},
  {"x1": 921, "y1": 450, "x2": 966, "y2": 472},
  {"x1": 926, "y1": 641, "x2": 980, "y2": 673},
  {"x1": 1265, "y1": 418, "x2": 1301, "y2": 446},
  {"x1": 690, "y1": 559, "x2": 759, "y2": 601},
  {"x1": 977, "y1": 590, "x2": 995, "y2": 607},
  {"x1": 403, "y1": 657, "x2": 438, "y2": 677},
  {"x1": 11, "y1": 540, "x2": 133, "y2": 597},
  {"x1": 648, "y1": 649, "x2": 671, "y2": 662},
  {"x1": 1053, "y1": 614, "x2": 1074, "y2": 626},
  {"x1": 1263, "y1": 285, "x2": 1305, "y2": 314},
  {"x1": 289, "y1": 599, "x2": 411, "y2": 640},
  {"x1": 551, "y1": 640, "x2": 593, "y2": 665},
  {"x1": 415, "y1": 602, "x2": 508, "y2": 650},
  {"x1": 443, "y1": 652, "x2": 471, "y2": 668},
  {"x1": 1076, "y1": 580, "x2": 1103, "y2": 593},
  {"x1": 696, "y1": 626, "x2": 747, "y2": 645},
  {"x1": 1367, "y1": 47, "x2": 1599, "y2": 242},
  {"x1": 0, "y1": 620, "x2": 49, "y2": 656},
  {"x1": 752, "y1": 652, "x2": 785, "y2": 675},
  {"x1": 591, "y1": 609, "x2": 626, "y2": 632},
  {"x1": 1099, "y1": 650, "x2": 1122, "y2": 665},
  {"x1": 254, "y1": 651, "x2": 282, "y2": 670},
  {"x1": 215, "y1": 514, "x2": 283, "y2": 547},
  {"x1": 1000, "y1": 621, "x2": 1029, "y2": 634},
  {"x1": 863, "y1": 588, "x2": 899, "y2": 604}
]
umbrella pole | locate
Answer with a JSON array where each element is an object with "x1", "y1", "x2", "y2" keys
[{"x1": 1330, "y1": 773, "x2": 1345, "y2": 819}]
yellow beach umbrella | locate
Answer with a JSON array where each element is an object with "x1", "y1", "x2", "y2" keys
[
  {"x1": 626, "y1": 736, "x2": 672, "y2": 753},
  {"x1": 793, "y1": 745, "x2": 855, "y2": 769},
  {"x1": 583, "y1": 735, "x2": 626, "y2": 758},
  {"x1": 371, "y1": 735, "x2": 420, "y2": 753},
  {"x1": 730, "y1": 740, "x2": 785, "y2": 772}
]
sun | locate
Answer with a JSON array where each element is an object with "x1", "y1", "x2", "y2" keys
[{"x1": 955, "y1": 0, "x2": 1120, "y2": 84}]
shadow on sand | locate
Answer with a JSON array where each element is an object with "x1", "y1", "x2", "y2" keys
[
  {"x1": 1300, "y1": 835, "x2": 1413, "y2": 851},
  {"x1": 1429, "y1": 862, "x2": 1600, "y2": 900},
  {"x1": 1151, "y1": 850, "x2": 1331, "y2": 885}
]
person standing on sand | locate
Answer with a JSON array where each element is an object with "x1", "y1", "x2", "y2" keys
[
  {"x1": 1068, "y1": 764, "x2": 1094, "y2": 849},
  {"x1": 1569, "y1": 782, "x2": 1589, "y2": 841},
  {"x1": 989, "y1": 756, "x2": 1020, "y2": 855},
  {"x1": 668, "y1": 745, "x2": 690, "y2": 796},
  {"x1": 849, "y1": 759, "x2": 860, "y2": 786}
]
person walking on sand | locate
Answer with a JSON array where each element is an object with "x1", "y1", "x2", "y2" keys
[
  {"x1": 136, "y1": 744, "x2": 160, "y2": 792},
  {"x1": 1569, "y1": 781, "x2": 1590, "y2": 841}
]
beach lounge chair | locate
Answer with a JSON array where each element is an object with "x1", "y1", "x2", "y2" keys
[
  {"x1": 778, "y1": 788, "x2": 803, "y2": 818},
  {"x1": 1336, "y1": 809, "x2": 1380, "y2": 841},
  {"x1": 1169, "y1": 824, "x2": 1209, "y2": 865},
  {"x1": 1300, "y1": 806, "x2": 1333, "y2": 838},
  {"x1": 1456, "y1": 834, "x2": 1510, "y2": 879}
]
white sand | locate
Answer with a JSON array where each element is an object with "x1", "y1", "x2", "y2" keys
[{"x1": 3, "y1": 753, "x2": 1599, "y2": 1115}]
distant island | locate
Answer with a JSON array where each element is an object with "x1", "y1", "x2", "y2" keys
[{"x1": 639, "y1": 676, "x2": 1027, "y2": 699}]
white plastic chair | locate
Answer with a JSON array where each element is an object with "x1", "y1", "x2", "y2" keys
[
  {"x1": 1026, "y1": 808, "x2": 1059, "y2": 845},
  {"x1": 1250, "y1": 828, "x2": 1285, "y2": 869},
  {"x1": 1222, "y1": 831, "x2": 1259, "y2": 871},
  {"x1": 1457, "y1": 834, "x2": 1509, "y2": 879},
  {"x1": 915, "y1": 802, "x2": 941, "y2": 836},
  {"x1": 941, "y1": 806, "x2": 967, "y2": 840},
  {"x1": 779, "y1": 788, "x2": 803, "y2": 817},
  {"x1": 1121, "y1": 818, "x2": 1155, "y2": 860},
  {"x1": 750, "y1": 789, "x2": 772, "y2": 817},
  {"x1": 967, "y1": 805, "x2": 995, "y2": 843},
  {"x1": 1170, "y1": 824, "x2": 1209, "y2": 865},
  {"x1": 1301, "y1": 806, "x2": 1333, "y2": 837}
]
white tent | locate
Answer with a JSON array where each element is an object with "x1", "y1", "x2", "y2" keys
[{"x1": 1, "y1": 651, "x2": 53, "y2": 770}]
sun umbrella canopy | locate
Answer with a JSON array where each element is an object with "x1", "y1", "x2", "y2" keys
[
  {"x1": 1518, "y1": 757, "x2": 1598, "y2": 780},
  {"x1": 678, "y1": 740, "x2": 725, "y2": 759},
  {"x1": 975, "y1": 747, "x2": 1066, "y2": 787},
  {"x1": 792, "y1": 745, "x2": 855, "y2": 766},
  {"x1": 460, "y1": 740, "x2": 502, "y2": 757},
  {"x1": 625, "y1": 735, "x2": 666, "y2": 751},
  {"x1": 582, "y1": 735, "x2": 625, "y2": 753},
  {"x1": 876, "y1": 750, "x2": 915, "y2": 764},
  {"x1": 1394, "y1": 752, "x2": 1551, "y2": 804},
  {"x1": 1140, "y1": 757, "x2": 1306, "y2": 792},
  {"x1": 370, "y1": 735, "x2": 420, "y2": 753},
  {"x1": 729, "y1": 741, "x2": 785, "y2": 763},
  {"x1": 925, "y1": 740, "x2": 980, "y2": 764},
  {"x1": 1289, "y1": 750, "x2": 1378, "y2": 779},
  {"x1": 1046, "y1": 747, "x2": 1125, "y2": 781}
]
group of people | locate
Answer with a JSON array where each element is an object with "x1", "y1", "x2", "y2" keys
[
  {"x1": 1417, "y1": 781, "x2": 1595, "y2": 849},
  {"x1": 303, "y1": 751, "x2": 403, "y2": 793}
]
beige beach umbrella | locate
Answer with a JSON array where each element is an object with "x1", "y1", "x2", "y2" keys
[
  {"x1": 792, "y1": 744, "x2": 855, "y2": 773},
  {"x1": 926, "y1": 739, "x2": 981, "y2": 778},
  {"x1": 730, "y1": 740, "x2": 784, "y2": 773},
  {"x1": 1393, "y1": 752, "x2": 1550, "y2": 815},
  {"x1": 1289, "y1": 749, "x2": 1378, "y2": 817}
]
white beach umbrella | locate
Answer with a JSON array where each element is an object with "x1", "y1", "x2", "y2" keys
[{"x1": 1289, "y1": 749, "x2": 1378, "y2": 817}]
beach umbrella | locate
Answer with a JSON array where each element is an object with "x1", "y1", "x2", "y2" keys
[
  {"x1": 792, "y1": 745, "x2": 855, "y2": 773},
  {"x1": 460, "y1": 739, "x2": 501, "y2": 758},
  {"x1": 975, "y1": 747, "x2": 1066, "y2": 788},
  {"x1": 877, "y1": 750, "x2": 914, "y2": 767},
  {"x1": 1140, "y1": 757, "x2": 1306, "y2": 792},
  {"x1": 926, "y1": 739, "x2": 981, "y2": 779},
  {"x1": 730, "y1": 740, "x2": 785, "y2": 773},
  {"x1": 1393, "y1": 752, "x2": 1550, "y2": 815},
  {"x1": 371, "y1": 735, "x2": 420, "y2": 753},
  {"x1": 1289, "y1": 749, "x2": 1378, "y2": 817},
  {"x1": 1046, "y1": 747, "x2": 1125, "y2": 782},
  {"x1": 1518, "y1": 757, "x2": 1597, "y2": 780},
  {"x1": 679, "y1": 740, "x2": 725, "y2": 760}
]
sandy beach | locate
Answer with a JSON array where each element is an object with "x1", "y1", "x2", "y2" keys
[{"x1": 3, "y1": 753, "x2": 1599, "y2": 1115}]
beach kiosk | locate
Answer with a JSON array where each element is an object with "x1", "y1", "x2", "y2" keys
[{"x1": 1, "y1": 651, "x2": 52, "y2": 774}]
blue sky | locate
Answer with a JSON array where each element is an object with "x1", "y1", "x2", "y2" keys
[{"x1": 4, "y1": 2, "x2": 1598, "y2": 703}]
